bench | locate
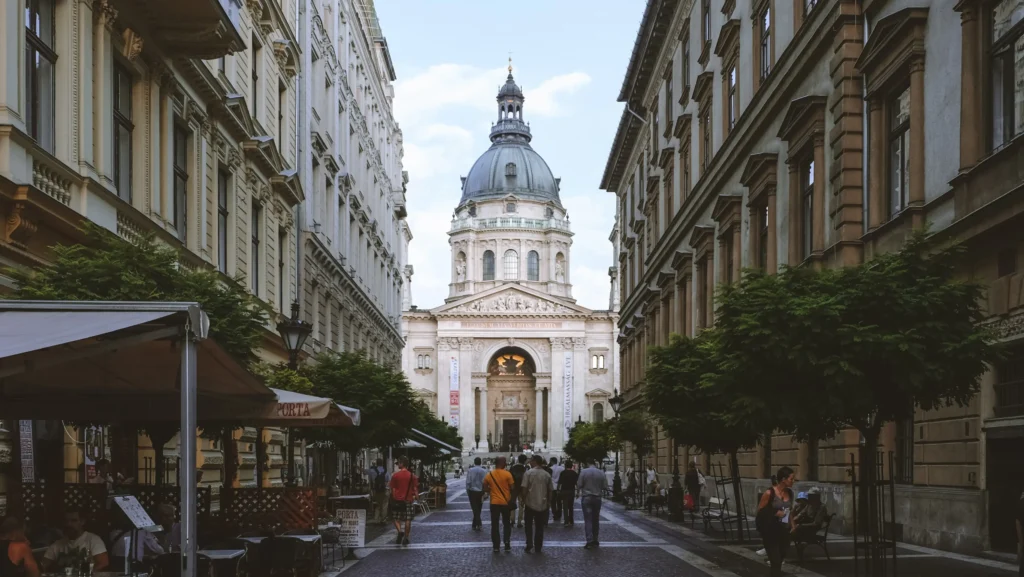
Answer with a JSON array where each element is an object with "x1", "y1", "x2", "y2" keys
[
  {"x1": 701, "y1": 496, "x2": 736, "y2": 534},
  {"x1": 793, "y1": 513, "x2": 836, "y2": 561}
]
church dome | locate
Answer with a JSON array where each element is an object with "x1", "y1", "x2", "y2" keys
[{"x1": 458, "y1": 66, "x2": 561, "y2": 207}]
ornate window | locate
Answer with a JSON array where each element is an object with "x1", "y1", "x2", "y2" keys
[
  {"x1": 727, "y1": 66, "x2": 737, "y2": 131},
  {"x1": 251, "y1": 201, "x2": 261, "y2": 295},
  {"x1": 217, "y1": 170, "x2": 230, "y2": 273},
  {"x1": 590, "y1": 354, "x2": 606, "y2": 369},
  {"x1": 990, "y1": 0, "x2": 1024, "y2": 149},
  {"x1": 505, "y1": 201, "x2": 517, "y2": 213},
  {"x1": 801, "y1": 160, "x2": 814, "y2": 260},
  {"x1": 113, "y1": 63, "x2": 133, "y2": 203},
  {"x1": 173, "y1": 123, "x2": 189, "y2": 240},
  {"x1": 278, "y1": 229, "x2": 287, "y2": 311},
  {"x1": 251, "y1": 33, "x2": 261, "y2": 119},
  {"x1": 482, "y1": 250, "x2": 495, "y2": 281},
  {"x1": 755, "y1": 1, "x2": 773, "y2": 86},
  {"x1": 592, "y1": 403, "x2": 605, "y2": 424},
  {"x1": 527, "y1": 250, "x2": 540, "y2": 281},
  {"x1": 25, "y1": 0, "x2": 56, "y2": 153},
  {"x1": 503, "y1": 249, "x2": 519, "y2": 280},
  {"x1": 664, "y1": 69, "x2": 673, "y2": 127},
  {"x1": 505, "y1": 162, "x2": 517, "y2": 177},
  {"x1": 758, "y1": 205, "x2": 769, "y2": 270},
  {"x1": 888, "y1": 86, "x2": 911, "y2": 218}
]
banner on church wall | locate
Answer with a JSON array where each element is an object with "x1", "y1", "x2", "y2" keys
[
  {"x1": 450, "y1": 357, "x2": 460, "y2": 427},
  {"x1": 449, "y1": 357, "x2": 459, "y2": 391},
  {"x1": 563, "y1": 352, "x2": 573, "y2": 438}
]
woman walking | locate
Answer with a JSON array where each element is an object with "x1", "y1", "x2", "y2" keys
[{"x1": 756, "y1": 467, "x2": 796, "y2": 577}]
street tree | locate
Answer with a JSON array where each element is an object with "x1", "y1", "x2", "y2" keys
[{"x1": 564, "y1": 420, "x2": 618, "y2": 466}]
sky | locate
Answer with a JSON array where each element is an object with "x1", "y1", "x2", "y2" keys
[{"x1": 375, "y1": 0, "x2": 644, "y2": 311}]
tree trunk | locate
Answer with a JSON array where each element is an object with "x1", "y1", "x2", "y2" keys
[
  {"x1": 858, "y1": 426, "x2": 883, "y2": 575},
  {"x1": 729, "y1": 450, "x2": 745, "y2": 542}
]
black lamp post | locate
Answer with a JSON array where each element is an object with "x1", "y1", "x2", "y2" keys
[
  {"x1": 277, "y1": 302, "x2": 313, "y2": 370},
  {"x1": 475, "y1": 434, "x2": 480, "y2": 450},
  {"x1": 277, "y1": 302, "x2": 312, "y2": 484},
  {"x1": 609, "y1": 389, "x2": 624, "y2": 500}
]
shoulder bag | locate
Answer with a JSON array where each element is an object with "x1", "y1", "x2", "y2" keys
[{"x1": 488, "y1": 471, "x2": 517, "y2": 511}]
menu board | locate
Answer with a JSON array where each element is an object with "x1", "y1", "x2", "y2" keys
[
  {"x1": 19, "y1": 421, "x2": 34, "y2": 483},
  {"x1": 112, "y1": 495, "x2": 158, "y2": 530},
  {"x1": 335, "y1": 508, "x2": 365, "y2": 548}
]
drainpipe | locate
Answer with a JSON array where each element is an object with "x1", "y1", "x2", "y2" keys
[{"x1": 295, "y1": 0, "x2": 308, "y2": 318}]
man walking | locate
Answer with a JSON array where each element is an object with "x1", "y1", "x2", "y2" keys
[
  {"x1": 466, "y1": 458, "x2": 487, "y2": 531},
  {"x1": 558, "y1": 460, "x2": 579, "y2": 527},
  {"x1": 549, "y1": 458, "x2": 564, "y2": 523},
  {"x1": 520, "y1": 455, "x2": 554, "y2": 553},
  {"x1": 388, "y1": 457, "x2": 418, "y2": 546},
  {"x1": 578, "y1": 459, "x2": 608, "y2": 549},
  {"x1": 483, "y1": 456, "x2": 516, "y2": 553},
  {"x1": 368, "y1": 459, "x2": 389, "y2": 524},
  {"x1": 510, "y1": 454, "x2": 528, "y2": 527}
]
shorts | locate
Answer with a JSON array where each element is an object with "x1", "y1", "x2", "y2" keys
[{"x1": 390, "y1": 499, "x2": 416, "y2": 522}]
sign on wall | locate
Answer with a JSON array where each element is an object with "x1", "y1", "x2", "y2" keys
[
  {"x1": 19, "y1": 420, "x2": 34, "y2": 483},
  {"x1": 563, "y1": 352, "x2": 573, "y2": 439},
  {"x1": 450, "y1": 357, "x2": 460, "y2": 427},
  {"x1": 336, "y1": 508, "x2": 366, "y2": 548}
]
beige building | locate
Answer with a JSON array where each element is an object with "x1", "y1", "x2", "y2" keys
[
  {"x1": 297, "y1": 0, "x2": 409, "y2": 368},
  {"x1": 402, "y1": 70, "x2": 619, "y2": 457},
  {"x1": 601, "y1": 0, "x2": 1024, "y2": 555}
]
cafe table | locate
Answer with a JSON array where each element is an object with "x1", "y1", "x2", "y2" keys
[
  {"x1": 197, "y1": 549, "x2": 245, "y2": 577},
  {"x1": 237, "y1": 535, "x2": 322, "y2": 577}
]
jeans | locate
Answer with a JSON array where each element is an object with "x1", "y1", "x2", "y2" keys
[
  {"x1": 762, "y1": 529, "x2": 791, "y2": 577},
  {"x1": 524, "y1": 507, "x2": 547, "y2": 551},
  {"x1": 516, "y1": 493, "x2": 526, "y2": 524},
  {"x1": 489, "y1": 504, "x2": 512, "y2": 548},
  {"x1": 562, "y1": 490, "x2": 576, "y2": 525},
  {"x1": 467, "y1": 490, "x2": 484, "y2": 529},
  {"x1": 551, "y1": 488, "x2": 563, "y2": 521},
  {"x1": 373, "y1": 490, "x2": 388, "y2": 523},
  {"x1": 581, "y1": 495, "x2": 602, "y2": 545}
]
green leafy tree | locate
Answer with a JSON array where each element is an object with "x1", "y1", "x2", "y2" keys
[
  {"x1": 646, "y1": 330, "x2": 764, "y2": 540},
  {"x1": 302, "y1": 350, "x2": 421, "y2": 453},
  {"x1": 564, "y1": 420, "x2": 618, "y2": 466},
  {"x1": 6, "y1": 224, "x2": 267, "y2": 365},
  {"x1": 714, "y1": 231, "x2": 998, "y2": 549},
  {"x1": 612, "y1": 410, "x2": 653, "y2": 463},
  {"x1": 410, "y1": 402, "x2": 463, "y2": 464}
]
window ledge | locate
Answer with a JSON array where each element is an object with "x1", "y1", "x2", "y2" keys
[
  {"x1": 589, "y1": 368, "x2": 609, "y2": 375},
  {"x1": 414, "y1": 368, "x2": 433, "y2": 375}
]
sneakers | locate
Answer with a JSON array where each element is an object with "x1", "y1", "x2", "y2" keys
[
  {"x1": 493, "y1": 547, "x2": 500, "y2": 553},
  {"x1": 402, "y1": 536, "x2": 410, "y2": 546},
  {"x1": 505, "y1": 544, "x2": 511, "y2": 552},
  {"x1": 395, "y1": 532, "x2": 403, "y2": 545},
  {"x1": 525, "y1": 547, "x2": 533, "y2": 554}
]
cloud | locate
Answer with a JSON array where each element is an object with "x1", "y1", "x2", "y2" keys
[
  {"x1": 528, "y1": 72, "x2": 592, "y2": 117},
  {"x1": 402, "y1": 123, "x2": 475, "y2": 181}
]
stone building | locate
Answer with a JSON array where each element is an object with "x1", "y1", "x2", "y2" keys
[
  {"x1": 298, "y1": 0, "x2": 408, "y2": 367},
  {"x1": 402, "y1": 69, "x2": 619, "y2": 457},
  {"x1": 600, "y1": 0, "x2": 1024, "y2": 555}
]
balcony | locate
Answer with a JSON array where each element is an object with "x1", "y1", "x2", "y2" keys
[
  {"x1": 450, "y1": 216, "x2": 571, "y2": 233},
  {"x1": 112, "y1": 0, "x2": 245, "y2": 59},
  {"x1": 995, "y1": 381, "x2": 1024, "y2": 418}
]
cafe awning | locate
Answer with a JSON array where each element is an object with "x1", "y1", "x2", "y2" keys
[
  {"x1": 219, "y1": 388, "x2": 361, "y2": 427},
  {"x1": 410, "y1": 427, "x2": 460, "y2": 453}
]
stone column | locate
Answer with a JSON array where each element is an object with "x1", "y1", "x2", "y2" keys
[
  {"x1": 479, "y1": 387, "x2": 489, "y2": 451},
  {"x1": 766, "y1": 192, "x2": 778, "y2": 273},
  {"x1": 549, "y1": 339, "x2": 566, "y2": 452},
  {"x1": 868, "y1": 100, "x2": 884, "y2": 230},
  {"x1": 436, "y1": 338, "x2": 452, "y2": 421},
  {"x1": 812, "y1": 135, "x2": 826, "y2": 254},
  {"x1": 908, "y1": 57, "x2": 925, "y2": 228},
  {"x1": 93, "y1": 3, "x2": 117, "y2": 187},
  {"x1": 0, "y1": 0, "x2": 23, "y2": 129},
  {"x1": 458, "y1": 338, "x2": 474, "y2": 454},
  {"x1": 787, "y1": 163, "x2": 801, "y2": 264},
  {"x1": 572, "y1": 338, "x2": 587, "y2": 427},
  {"x1": 535, "y1": 387, "x2": 544, "y2": 450},
  {"x1": 731, "y1": 226, "x2": 741, "y2": 280},
  {"x1": 957, "y1": 3, "x2": 983, "y2": 170}
]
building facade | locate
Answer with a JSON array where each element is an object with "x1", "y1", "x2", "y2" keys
[
  {"x1": 403, "y1": 70, "x2": 619, "y2": 457},
  {"x1": 601, "y1": 0, "x2": 1024, "y2": 555},
  {"x1": 298, "y1": 0, "x2": 408, "y2": 368}
]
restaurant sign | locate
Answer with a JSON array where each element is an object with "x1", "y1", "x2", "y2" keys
[
  {"x1": 276, "y1": 402, "x2": 312, "y2": 418},
  {"x1": 336, "y1": 508, "x2": 366, "y2": 548}
]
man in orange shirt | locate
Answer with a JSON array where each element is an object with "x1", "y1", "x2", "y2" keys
[
  {"x1": 388, "y1": 457, "x2": 419, "y2": 547},
  {"x1": 483, "y1": 456, "x2": 516, "y2": 553}
]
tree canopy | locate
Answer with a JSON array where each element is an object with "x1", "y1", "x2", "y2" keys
[
  {"x1": 564, "y1": 419, "x2": 618, "y2": 466},
  {"x1": 6, "y1": 224, "x2": 267, "y2": 366}
]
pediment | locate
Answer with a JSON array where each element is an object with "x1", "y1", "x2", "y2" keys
[
  {"x1": 433, "y1": 285, "x2": 592, "y2": 317},
  {"x1": 585, "y1": 388, "x2": 613, "y2": 399}
]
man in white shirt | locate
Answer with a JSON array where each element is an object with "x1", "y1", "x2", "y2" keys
[
  {"x1": 549, "y1": 457, "x2": 565, "y2": 522},
  {"x1": 42, "y1": 510, "x2": 110, "y2": 572},
  {"x1": 109, "y1": 525, "x2": 163, "y2": 564},
  {"x1": 155, "y1": 504, "x2": 181, "y2": 553}
]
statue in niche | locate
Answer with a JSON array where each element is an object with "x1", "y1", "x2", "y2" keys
[
  {"x1": 490, "y1": 353, "x2": 531, "y2": 376},
  {"x1": 555, "y1": 261, "x2": 565, "y2": 283},
  {"x1": 455, "y1": 258, "x2": 466, "y2": 282}
]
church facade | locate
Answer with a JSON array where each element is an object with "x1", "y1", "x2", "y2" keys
[{"x1": 402, "y1": 69, "x2": 619, "y2": 457}]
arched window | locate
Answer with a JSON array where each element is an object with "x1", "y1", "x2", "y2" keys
[
  {"x1": 598, "y1": 355, "x2": 605, "y2": 369},
  {"x1": 504, "y1": 250, "x2": 519, "y2": 280},
  {"x1": 593, "y1": 403, "x2": 605, "y2": 424},
  {"x1": 482, "y1": 250, "x2": 495, "y2": 281},
  {"x1": 527, "y1": 251, "x2": 539, "y2": 281}
]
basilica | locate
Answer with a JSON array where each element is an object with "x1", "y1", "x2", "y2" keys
[{"x1": 402, "y1": 68, "x2": 619, "y2": 458}]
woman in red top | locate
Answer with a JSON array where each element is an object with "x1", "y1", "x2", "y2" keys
[
  {"x1": 388, "y1": 457, "x2": 419, "y2": 546},
  {"x1": 0, "y1": 517, "x2": 40, "y2": 577}
]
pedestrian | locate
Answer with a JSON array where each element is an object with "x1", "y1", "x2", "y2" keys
[
  {"x1": 368, "y1": 459, "x2": 389, "y2": 524},
  {"x1": 549, "y1": 457, "x2": 565, "y2": 522},
  {"x1": 483, "y1": 456, "x2": 516, "y2": 553},
  {"x1": 388, "y1": 457, "x2": 418, "y2": 547},
  {"x1": 756, "y1": 467, "x2": 796, "y2": 577},
  {"x1": 520, "y1": 455, "x2": 553, "y2": 553},
  {"x1": 647, "y1": 463, "x2": 657, "y2": 490},
  {"x1": 0, "y1": 517, "x2": 40, "y2": 577},
  {"x1": 510, "y1": 454, "x2": 528, "y2": 528},
  {"x1": 684, "y1": 461, "x2": 705, "y2": 521},
  {"x1": 577, "y1": 459, "x2": 608, "y2": 549},
  {"x1": 756, "y1": 475, "x2": 778, "y2": 559},
  {"x1": 558, "y1": 459, "x2": 579, "y2": 527},
  {"x1": 1016, "y1": 489, "x2": 1023, "y2": 577},
  {"x1": 465, "y1": 457, "x2": 487, "y2": 531}
]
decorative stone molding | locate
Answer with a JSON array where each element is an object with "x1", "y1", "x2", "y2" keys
[
  {"x1": 451, "y1": 293, "x2": 573, "y2": 314},
  {"x1": 983, "y1": 309, "x2": 1024, "y2": 342},
  {"x1": 459, "y1": 337, "x2": 474, "y2": 351},
  {"x1": 96, "y1": 0, "x2": 118, "y2": 31},
  {"x1": 572, "y1": 337, "x2": 587, "y2": 350},
  {"x1": 4, "y1": 188, "x2": 37, "y2": 249},
  {"x1": 122, "y1": 28, "x2": 144, "y2": 61}
]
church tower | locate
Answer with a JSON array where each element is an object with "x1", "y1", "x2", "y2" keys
[{"x1": 448, "y1": 63, "x2": 574, "y2": 302}]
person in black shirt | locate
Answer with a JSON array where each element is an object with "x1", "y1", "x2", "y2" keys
[{"x1": 558, "y1": 460, "x2": 580, "y2": 527}]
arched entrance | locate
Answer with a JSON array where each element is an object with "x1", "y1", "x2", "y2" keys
[{"x1": 483, "y1": 347, "x2": 537, "y2": 452}]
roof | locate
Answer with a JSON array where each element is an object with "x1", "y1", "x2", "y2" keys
[{"x1": 460, "y1": 141, "x2": 561, "y2": 207}]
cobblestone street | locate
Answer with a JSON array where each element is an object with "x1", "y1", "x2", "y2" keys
[{"x1": 335, "y1": 480, "x2": 1020, "y2": 577}]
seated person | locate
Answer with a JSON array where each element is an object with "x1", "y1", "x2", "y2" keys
[
  {"x1": 791, "y1": 488, "x2": 828, "y2": 541},
  {"x1": 41, "y1": 510, "x2": 109, "y2": 572},
  {"x1": 0, "y1": 516, "x2": 40, "y2": 577},
  {"x1": 154, "y1": 505, "x2": 180, "y2": 554},
  {"x1": 109, "y1": 512, "x2": 163, "y2": 568},
  {"x1": 25, "y1": 512, "x2": 61, "y2": 551}
]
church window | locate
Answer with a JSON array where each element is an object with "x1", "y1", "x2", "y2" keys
[
  {"x1": 482, "y1": 250, "x2": 495, "y2": 281},
  {"x1": 504, "y1": 249, "x2": 519, "y2": 280},
  {"x1": 506, "y1": 201, "x2": 517, "y2": 213},
  {"x1": 591, "y1": 354, "x2": 606, "y2": 369},
  {"x1": 505, "y1": 162, "x2": 517, "y2": 177},
  {"x1": 545, "y1": 207, "x2": 554, "y2": 218},
  {"x1": 593, "y1": 403, "x2": 605, "y2": 423},
  {"x1": 527, "y1": 251, "x2": 540, "y2": 281}
]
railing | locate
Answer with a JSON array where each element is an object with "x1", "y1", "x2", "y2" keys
[
  {"x1": 995, "y1": 380, "x2": 1024, "y2": 417},
  {"x1": 450, "y1": 216, "x2": 571, "y2": 233}
]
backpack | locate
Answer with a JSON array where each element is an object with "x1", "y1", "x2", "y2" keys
[
  {"x1": 372, "y1": 467, "x2": 387, "y2": 492},
  {"x1": 510, "y1": 464, "x2": 526, "y2": 487}
]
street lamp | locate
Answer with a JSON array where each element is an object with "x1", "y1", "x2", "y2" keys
[
  {"x1": 276, "y1": 301, "x2": 312, "y2": 485},
  {"x1": 277, "y1": 302, "x2": 313, "y2": 370},
  {"x1": 609, "y1": 389, "x2": 624, "y2": 500}
]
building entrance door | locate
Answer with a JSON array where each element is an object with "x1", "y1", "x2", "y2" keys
[{"x1": 502, "y1": 419, "x2": 520, "y2": 452}]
